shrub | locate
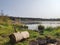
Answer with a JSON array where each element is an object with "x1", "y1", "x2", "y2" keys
[
  {"x1": 38, "y1": 25, "x2": 45, "y2": 35},
  {"x1": 23, "y1": 26, "x2": 28, "y2": 29},
  {"x1": 38, "y1": 25, "x2": 44, "y2": 30}
]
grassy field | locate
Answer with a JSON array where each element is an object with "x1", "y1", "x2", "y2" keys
[
  {"x1": 0, "y1": 16, "x2": 39, "y2": 45},
  {"x1": 0, "y1": 25, "x2": 39, "y2": 45},
  {"x1": 0, "y1": 16, "x2": 60, "y2": 45},
  {"x1": 43, "y1": 27, "x2": 60, "y2": 39},
  {"x1": 0, "y1": 24, "x2": 60, "y2": 45}
]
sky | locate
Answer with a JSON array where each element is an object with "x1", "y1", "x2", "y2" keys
[{"x1": 0, "y1": 0, "x2": 60, "y2": 18}]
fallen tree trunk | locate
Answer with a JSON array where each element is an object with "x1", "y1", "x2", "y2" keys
[
  {"x1": 9, "y1": 32, "x2": 23, "y2": 43},
  {"x1": 9, "y1": 31, "x2": 29, "y2": 43},
  {"x1": 21, "y1": 31, "x2": 29, "y2": 39}
]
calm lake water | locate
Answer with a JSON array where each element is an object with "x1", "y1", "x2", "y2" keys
[
  {"x1": 26, "y1": 24, "x2": 39, "y2": 30},
  {"x1": 26, "y1": 23, "x2": 60, "y2": 30}
]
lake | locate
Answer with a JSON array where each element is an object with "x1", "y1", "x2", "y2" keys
[{"x1": 26, "y1": 23, "x2": 60, "y2": 30}]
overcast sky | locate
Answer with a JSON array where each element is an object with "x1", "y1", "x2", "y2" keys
[{"x1": 0, "y1": 0, "x2": 60, "y2": 18}]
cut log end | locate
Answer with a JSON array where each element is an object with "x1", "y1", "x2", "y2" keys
[{"x1": 9, "y1": 31, "x2": 30, "y2": 43}]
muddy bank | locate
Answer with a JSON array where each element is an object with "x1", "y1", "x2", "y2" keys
[{"x1": 29, "y1": 36, "x2": 59, "y2": 45}]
